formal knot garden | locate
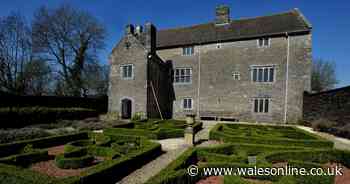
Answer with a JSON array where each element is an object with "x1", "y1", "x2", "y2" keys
[
  {"x1": 146, "y1": 123, "x2": 350, "y2": 184},
  {"x1": 0, "y1": 119, "x2": 201, "y2": 184},
  {"x1": 0, "y1": 120, "x2": 349, "y2": 184}
]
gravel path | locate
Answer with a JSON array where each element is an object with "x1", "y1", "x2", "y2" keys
[
  {"x1": 117, "y1": 147, "x2": 188, "y2": 184},
  {"x1": 296, "y1": 126, "x2": 350, "y2": 151},
  {"x1": 117, "y1": 121, "x2": 222, "y2": 184}
]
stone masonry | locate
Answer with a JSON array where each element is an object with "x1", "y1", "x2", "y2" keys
[{"x1": 108, "y1": 5, "x2": 312, "y2": 123}]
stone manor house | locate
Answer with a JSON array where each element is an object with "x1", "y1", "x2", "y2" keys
[{"x1": 108, "y1": 5, "x2": 312, "y2": 123}]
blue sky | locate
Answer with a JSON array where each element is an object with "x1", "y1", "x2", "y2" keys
[{"x1": 1, "y1": 0, "x2": 350, "y2": 87}]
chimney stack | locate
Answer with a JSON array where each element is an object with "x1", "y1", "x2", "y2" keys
[
  {"x1": 125, "y1": 24, "x2": 134, "y2": 35},
  {"x1": 215, "y1": 5, "x2": 230, "y2": 25},
  {"x1": 144, "y1": 22, "x2": 156, "y2": 54},
  {"x1": 135, "y1": 25, "x2": 143, "y2": 36}
]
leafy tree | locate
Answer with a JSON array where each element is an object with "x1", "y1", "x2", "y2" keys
[
  {"x1": 32, "y1": 4, "x2": 106, "y2": 96},
  {"x1": 311, "y1": 58, "x2": 338, "y2": 92}
]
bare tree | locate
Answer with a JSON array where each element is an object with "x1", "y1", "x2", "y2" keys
[
  {"x1": 32, "y1": 4, "x2": 106, "y2": 96},
  {"x1": 19, "y1": 59, "x2": 51, "y2": 95},
  {"x1": 311, "y1": 58, "x2": 338, "y2": 92},
  {"x1": 0, "y1": 13, "x2": 32, "y2": 94}
]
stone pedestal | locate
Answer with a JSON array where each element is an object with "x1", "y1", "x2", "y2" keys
[
  {"x1": 184, "y1": 127, "x2": 194, "y2": 146},
  {"x1": 186, "y1": 114, "x2": 196, "y2": 126}
]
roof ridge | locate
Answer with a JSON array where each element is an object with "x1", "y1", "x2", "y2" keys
[{"x1": 158, "y1": 9, "x2": 297, "y2": 32}]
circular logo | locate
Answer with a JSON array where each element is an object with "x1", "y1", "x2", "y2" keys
[{"x1": 187, "y1": 165, "x2": 199, "y2": 176}]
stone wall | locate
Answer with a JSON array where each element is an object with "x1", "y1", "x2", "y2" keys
[
  {"x1": 303, "y1": 86, "x2": 350, "y2": 125},
  {"x1": 157, "y1": 33, "x2": 312, "y2": 123}
]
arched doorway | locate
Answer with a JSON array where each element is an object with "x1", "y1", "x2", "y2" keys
[{"x1": 121, "y1": 98, "x2": 132, "y2": 119}]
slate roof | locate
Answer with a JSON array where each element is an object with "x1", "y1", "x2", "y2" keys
[{"x1": 156, "y1": 9, "x2": 312, "y2": 49}]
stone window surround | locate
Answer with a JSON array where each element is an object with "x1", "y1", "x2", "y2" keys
[
  {"x1": 182, "y1": 97, "x2": 193, "y2": 110},
  {"x1": 174, "y1": 67, "x2": 192, "y2": 85},
  {"x1": 120, "y1": 64, "x2": 134, "y2": 80},
  {"x1": 252, "y1": 97, "x2": 271, "y2": 114},
  {"x1": 250, "y1": 65, "x2": 276, "y2": 83},
  {"x1": 257, "y1": 37, "x2": 271, "y2": 48},
  {"x1": 182, "y1": 46, "x2": 194, "y2": 56}
]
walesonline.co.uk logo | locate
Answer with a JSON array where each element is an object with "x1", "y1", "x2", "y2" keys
[{"x1": 187, "y1": 165, "x2": 343, "y2": 177}]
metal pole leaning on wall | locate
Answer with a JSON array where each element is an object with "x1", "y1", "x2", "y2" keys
[{"x1": 150, "y1": 81, "x2": 164, "y2": 120}]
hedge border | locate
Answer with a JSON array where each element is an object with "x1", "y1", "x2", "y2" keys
[
  {"x1": 209, "y1": 124, "x2": 334, "y2": 148},
  {"x1": 0, "y1": 132, "x2": 89, "y2": 158}
]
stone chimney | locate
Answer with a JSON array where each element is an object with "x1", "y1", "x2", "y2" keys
[
  {"x1": 125, "y1": 24, "x2": 134, "y2": 35},
  {"x1": 144, "y1": 22, "x2": 156, "y2": 54},
  {"x1": 135, "y1": 25, "x2": 143, "y2": 36},
  {"x1": 215, "y1": 5, "x2": 230, "y2": 25}
]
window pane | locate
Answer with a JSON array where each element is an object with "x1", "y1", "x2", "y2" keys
[
  {"x1": 180, "y1": 69, "x2": 185, "y2": 76},
  {"x1": 258, "y1": 69, "x2": 263, "y2": 82},
  {"x1": 188, "y1": 99, "x2": 192, "y2": 109},
  {"x1": 264, "y1": 99, "x2": 269, "y2": 113},
  {"x1": 253, "y1": 69, "x2": 257, "y2": 82},
  {"x1": 175, "y1": 76, "x2": 180, "y2": 83},
  {"x1": 185, "y1": 76, "x2": 190, "y2": 83},
  {"x1": 175, "y1": 69, "x2": 180, "y2": 76},
  {"x1": 123, "y1": 66, "x2": 127, "y2": 78},
  {"x1": 186, "y1": 69, "x2": 191, "y2": 75},
  {"x1": 258, "y1": 39, "x2": 263, "y2": 47},
  {"x1": 264, "y1": 68, "x2": 269, "y2": 82},
  {"x1": 259, "y1": 99, "x2": 264, "y2": 113},
  {"x1": 264, "y1": 38, "x2": 269, "y2": 46},
  {"x1": 254, "y1": 99, "x2": 259, "y2": 113},
  {"x1": 128, "y1": 66, "x2": 132, "y2": 78},
  {"x1": 269, "y1": 68, "x2": 274, "y2": 82},
  {"x1": 190, "y1": 47, "x2": 194, "y2": 55},
  {"x1": 183, "y1": 99, "x2": 187, "y2": 109}
]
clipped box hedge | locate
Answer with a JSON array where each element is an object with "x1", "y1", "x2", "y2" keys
[
  {"x1": 0, "y1": 132, "x2": 89, "y2": 158},
  {"x1": 146, "y1": 142, "x2": 347, "y2": 184},
  {"x1": 0, "y1": 150, "x2": 49, "y2": 167},
  {"x1": 104, "y1": 120, "x2": 203, "y2": 140},
  {"x1": 55, "y1": 154, "x2": 94, "y2": 169},
  {"x1": 209, "y1": 124, "x2": 334, "y2": 148}
]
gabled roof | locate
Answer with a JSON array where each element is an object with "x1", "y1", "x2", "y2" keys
[{"x1": 156, "y1": 9, "x2": 312, "y2": 49}]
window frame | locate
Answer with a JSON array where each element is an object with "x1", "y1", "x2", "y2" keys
[
  {"x1": 253, "y1": 98, "x2": 271, "y2": 114},
  {"x1": 232, "y1": 71, "x2": 241, "y2": 80},
  {"x1": 120, "y1": 64, "x2": 134, "y2": 80},
  {"x1": 182, "y1": 46, "x2": 194, "y2": 56},
  {"x1": 174, "y1": 67, "x2": 192, "y2": 85},
  {"x1": 257, "y1": 38, "x2": 271, "y2": 48},
  {"x1": 182, "y1": 98, "x2": 193, "y2": 110},
  {"x1": 250, "y1": 65, "x2": 276, "y2": 83}
]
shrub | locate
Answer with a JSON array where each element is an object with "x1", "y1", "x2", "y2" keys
[
  {"x1": 55, "y1": 154, "x2": 94, "y2": 169},
  {"x1": 0, "y1": 132, "x2": 88, "y2": 158},
  {"x1": 131, "y1": 112, "x2": 146, "y2": 121},
  {"x1": 0, "y1": 128, "x2": 51, "y2": 144},
  {"x1": 209, "y1": 124, "x2": 334, "y2": 149},
  {"x1": 0, "y1": 163, "x2": 57, "y2": 184},
  {"x1": 0, "y1": 150, "x2": 49, "y2": 167},
  {"x1": 0, "y1": 107, "x2": 99, "y2": 128}
]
